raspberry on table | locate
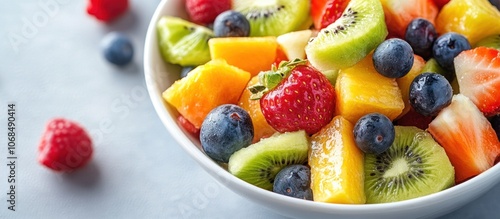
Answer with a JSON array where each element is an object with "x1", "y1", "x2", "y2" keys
[
  {"x1": 87, "y1": 0, "x2": 129, "y2": 22},
  {"x1": 38, "y1": 118, "x2": 93, "y2": 172}
]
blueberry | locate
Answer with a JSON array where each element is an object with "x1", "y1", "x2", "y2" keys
[
  {"x1": 213, "y1": 10, "x2": 250, "y2": 37},
  {"x1": 432, "y1": 32, "x2": 471, "y2": 72},
  {"x1": 373, "y1": 38, "x2": 414, "y2": 78},
  {"x1": 200, "y1": 104, "x2": 254, "y2": 163},
  {"x1": 489, "y1": 115, "x2": 500, "y2": 141},
  {"x1": 273, "y1": 164, "x2": 313, "y2": 200},
  {"x1": 101, "y1": 32, "x2": 134, "y2": 66},
  {"x1": 180, "y1": 66, "x2": 196, "y2": 78},
  {"x1": 353, "y1": 113, "x2": 395, "y2": 155},
  {"x1": 405, "y1": 18, "x2": 438, "y2": 60},
  {"x1": 409, "y1": 73, "x2": 453, "y2": 117}
]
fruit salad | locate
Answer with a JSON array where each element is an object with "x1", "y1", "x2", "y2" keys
[{"x1": 157, "y1": 0, "x2": 500, "y2": 204}]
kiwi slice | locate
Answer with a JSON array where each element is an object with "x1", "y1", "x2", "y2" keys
[
  {"x1": 364, "y1": 126, "x2": 454, "y2": 204},
  {"x1": 421, "y1": 58, "x2": 455, "y2": 82},
  {"x1": 305, "y1": 0, "x2": 387, "y2": 71},
  {"x1": 228, "y1": 130, "x2": 309, "y2": 190},
  {"x1": 232, "y1": 0, "x2": 311, "y2": 37},
  {"x1": 156, "y1": 16, "x2": 213, "y2": 66},
  {"x1": 475, "y1": 34, "x2": 500, "y2": 50}
]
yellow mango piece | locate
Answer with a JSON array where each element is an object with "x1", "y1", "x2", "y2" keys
[
  {"x1": 436, "y1": 0, "x2": 500, "y2": 45},
  {"x1": 335, "y1": 55, "x2": 404, "y2": 124},
  {"x1": 209, "y1": 37, "x2": 278, "y2": 76},
  {"x1": 310, "y1": 116, "x2": 365, "y2": 204},
  {"x1": 163, "y1": 59, "x2": 251, "y2": 129}
]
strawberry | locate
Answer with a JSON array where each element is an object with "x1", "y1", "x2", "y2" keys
[
  {"x1": 87, "y1": 0, "x2": 129, "y2": 22},
  {"x1": 249, "y1": 59, "x2": 336, "y2": 135},
  {"x1": 380, "y1": 0, "x2": 438, "y2": 38},
  {"x1": 311, "y1": 0, "x2": 350, "y2": 30},
  {"x1": 186, "y1": 0, "x2": 231, "y2": 25},
  {"x1": 455, "y1": 47, "x2": 500, "y2": 116},
  {"x1": 38, "y1": 118, "x2": 93, "y2": 172},
  {"x1": 428, "y1": 94, "x2": 500, "y2": 183}
]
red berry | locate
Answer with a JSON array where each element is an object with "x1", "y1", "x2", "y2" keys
[
  {"x1": 186, "y1": 0, "x2": 232, "y2": 25},
  {"x1": 251, "y1": 60, "x2": 336, "y2": 135},
  {"x1": 178, "y1": 115, "x2": 200, "y2": 137},
  {"x1": 87, "y1": 0, "x2": 129, "y2": 22},
  {"x1": 38, "y1": 118, "x2": 93, "y2": 172}
]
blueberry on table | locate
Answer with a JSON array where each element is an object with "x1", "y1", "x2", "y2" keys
[
  {"x1": 200, "y1": 104, "x2": 254, "y2": 163},
  {"x1": 213, "y1": 10, "x2": 250, "y2": 37},
  {"x1": 372, "y1": 38, "x2": 414, "y2": 78},
  {"x1": 101, "y1": 32, "x2": 134, "y2": 66},
  {"x1": 353, "y1": 113, "x2": 395, "y2": 155},
  {"x1": 432, "y1": 32, "x2": 471, "y2": 72},
  {"x1": 405, "y1": 18, "x2": 438, "y2": 60},
  {"x1": 273, "y1": 164, "x2": 313, "y2": 200},
  {"x1": 409, "y1": 73, "x2": 453, "y2": 117}
]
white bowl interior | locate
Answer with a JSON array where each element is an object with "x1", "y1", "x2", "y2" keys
[{"x1": 144, "y1": 1, "x2": 500, "y2": 218}]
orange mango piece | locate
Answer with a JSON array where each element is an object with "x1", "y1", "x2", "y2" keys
[
  {"x1": 238, "y1": 76, "x2": 277, "y2": 143},
  {"x1": 163, "y1": 59, "x2": 251, "y2": 129},
  {"x1": 209, "y1": 37, "x2": 278, "y2": 76}
]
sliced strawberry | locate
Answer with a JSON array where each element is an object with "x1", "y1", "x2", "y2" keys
[
  {"x1": 455, "y1": 47, "x2": 500, "y2": 116},
  {"x1": 380, "y1": 0, "x2": 439, "y2": 38},
  {"x1": 311, "y1": 0, "x2": 350, "y2": 30},
  {"x1": 428, "y1": 94, "x2": 500, "y2": 183}
]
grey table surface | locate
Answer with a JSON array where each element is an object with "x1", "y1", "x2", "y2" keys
[{"x1": 0, "y1": 1, "x2": 499, "y2": 218}]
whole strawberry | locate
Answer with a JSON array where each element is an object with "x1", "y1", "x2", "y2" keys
[
  {"x1": 186, "y1": 0, "x2": 232, "y2": 25},
  {"x1": 250, "y1": 59, "x2": 336, "y2": 135},
  {"x1": 87, "y1": 0, "x2": 129, "y2": 22},
  {"x1": 38, "y1": 118, "x2": 93, "y2": 172}
]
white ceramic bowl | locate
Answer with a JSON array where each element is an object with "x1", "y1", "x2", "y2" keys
[{"x1": 144, "y1": 1, "x2": 500, "y2": 218}]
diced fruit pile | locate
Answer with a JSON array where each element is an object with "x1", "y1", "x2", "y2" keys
[{"x1": 158, "y1": 0, "x2": 500, "y2": 204}]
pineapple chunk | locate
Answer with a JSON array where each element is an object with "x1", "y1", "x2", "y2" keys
[
  {"x1": 335, "y1": 55, "x2": 404, "y2": 124},
  {"x1": 310, "y1": 116, "x2": 366, "y2": 204}
]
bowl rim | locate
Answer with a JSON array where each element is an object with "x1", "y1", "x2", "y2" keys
[{"x1": 144, "y1": 0, "x2": 500, "y2": 216}]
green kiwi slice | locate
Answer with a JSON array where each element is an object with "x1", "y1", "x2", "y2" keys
[
  {"x1": 421, "y1": 58, "x2": 455, "y2": 82},
  {"x1": 232, "y1": 0, "x2": 311, "y2": 37},
  {"x1": 475, "y1": 34, "x2": 500, "y2": 50},
  {"x1": 305, "y1": 0, "x2": 387, "y2": 71},
  {"x1": 228, "y1": 130, "x2": 309, "y2": 190},
  {"x1": 156, "y1": 16, "x2": 213, "y2": 66},
  {"x1": 364, "y1": 126, "x2": 455, "y2": 204}
]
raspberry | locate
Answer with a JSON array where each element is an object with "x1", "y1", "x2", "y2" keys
[
  {"x1": 38, "y1": 118, "x2": 93, "y2": 172},
  {"x1": 87, "y1": 0, "x2": 129, "y2": 22},
  {"x1": 186, "y1": 0, "x2": 232, "y2": 25}
]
